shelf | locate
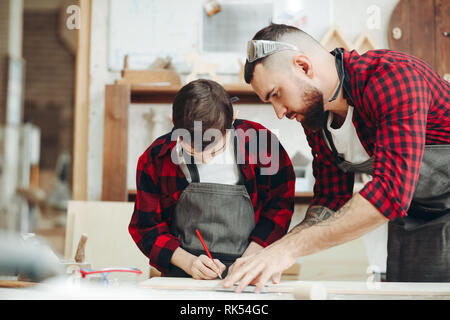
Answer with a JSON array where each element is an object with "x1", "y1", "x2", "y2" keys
[
  {"x1": 129, "y1": 83, "x2": 263, "y2": 104},
  {"x1": 127, "y1": 189, "x2": 314, "y2": 204}
]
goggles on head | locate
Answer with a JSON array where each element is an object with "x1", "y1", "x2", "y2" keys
[{"x1": 246, "y1": 40, "x2": 299, "y2": 63}]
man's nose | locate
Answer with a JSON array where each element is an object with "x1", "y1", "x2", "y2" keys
[{"x1": 272, "y1": 102, "x2": 286, "y2": 120}]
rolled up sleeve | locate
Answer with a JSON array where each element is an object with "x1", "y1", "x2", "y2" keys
[{"x1": 359, "y1": 64, "x2": 430, "y2": 220}]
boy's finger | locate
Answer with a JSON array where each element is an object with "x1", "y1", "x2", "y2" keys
[
  {"x1": 200, "y1": 255, "x2": 221, "y2": 273},
  {"x1": 198, "y1": 263, "x2": 218, "y2": 279},
  {"x1": 214, "y1": 259, "x2": 227, "y2": 271}
]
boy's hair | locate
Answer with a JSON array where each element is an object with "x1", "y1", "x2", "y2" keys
[{"x1": 172, "y1": 79, "x2": 234, "y2": 150}]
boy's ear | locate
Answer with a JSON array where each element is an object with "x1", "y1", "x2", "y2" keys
[{"x1": 169, "y1": 115, "x2": 173, "y2": 124}]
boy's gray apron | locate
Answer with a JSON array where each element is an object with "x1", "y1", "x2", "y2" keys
[
  {"x1": 167, "y1": 134, "x2": 255, "y2": 278},
  {"x1": 323, "y1": 121, "x2": 450, "y2": 282}
]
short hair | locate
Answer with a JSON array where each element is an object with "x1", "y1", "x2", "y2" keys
[
  {"x1": 172, "y1": 79, "x2": 233, "y2": 150},
  {"x1": 244, "y1": 23, "x2": 317, "y2": 84}
]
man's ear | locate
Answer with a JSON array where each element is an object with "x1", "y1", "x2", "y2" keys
[
  {"x1": 293, "y1": 55, "x2": 313, "y2": 78},
  {"x1": 169, "y1": 115, "x2": 173, "y2": 124}
]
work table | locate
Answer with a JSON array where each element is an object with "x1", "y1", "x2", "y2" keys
[{"x1": 2, "y1": 277, "x2": 450, "y2": 300}]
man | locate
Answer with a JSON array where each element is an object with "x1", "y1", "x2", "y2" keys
[{"x1": 222, "y1": 23, "x2": 450, "y2": 293}]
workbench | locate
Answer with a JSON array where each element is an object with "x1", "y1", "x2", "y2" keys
[{"x1": 1, "y1": 277, "x2": 450, "y2": 300}]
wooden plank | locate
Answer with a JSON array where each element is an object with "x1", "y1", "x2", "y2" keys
[
  {"x1": 388, "y1": 0, "x2": 412, "y2": 53},
  {"x1": 129, "y1": 83, "x2": 261, "y2": 104},
  {"x1": 139, "y1": 278, "x2": 450, "y2": 297},
  {"x1": 102, "y1": 85, "x2": 130, "y2": 201},
  {"x1": 435, "y1": 0, "x2": 450, "y2": 78},
  {"x1": 72, "y1": 0, "x2": 92, "y2": 201},
  {"x1": 128, "y1": 189, "x2": 313, "y2": 203},
  {"x1": 410, "y1": 0, "x2": 436, "y2": 68},
  {"x1": 116, "y1": 69, "x2": 181, "y2": 86},
  {"x1": 0, "y1": 280, "x2": 37, "y2": 288},
  {"x1": 64, "y1": 201, "x2": 150, "y2": 280}
]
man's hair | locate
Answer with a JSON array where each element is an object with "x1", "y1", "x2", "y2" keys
[
  {"x1": 244, "y1": 23, "x2": 319, "y2": 84},
  {"x1": 172, "y1": 79, "x2": 233, "y2": 149}
]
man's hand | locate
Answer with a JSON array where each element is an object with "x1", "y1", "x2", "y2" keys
[
  {"x1": 222, "y1": 193, "x2": 388, "y2": 293},
  {"x1": 223, "y1": 239, "x2": 296, "y2": 293}
]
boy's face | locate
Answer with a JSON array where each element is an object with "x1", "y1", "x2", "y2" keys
[{"x1": 180, "y1": 130, "x2": 231, "y2": 164}]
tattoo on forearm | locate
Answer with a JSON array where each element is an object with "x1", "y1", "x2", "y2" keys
[{"x1": 291, "y1": 197, "x2": 354, "y2": 233}]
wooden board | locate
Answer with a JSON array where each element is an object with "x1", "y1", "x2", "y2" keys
[
  {"x1": 72, "y1": 0, "x2": 92, "y2": 201},
  {"x1": 0, "y1": 280, "x2": 37, "y2": 288},
  {"x1": 102, "y1": 85, "x2": 130, "y2": 201},
  {"x1": 64, "y1": 200, "x2": 150, "y2": 280},
  {"x1": 139, "y1": 278, "x2": 450, "y2": 297},
  {"x1": 435, "y1": 0, "x2": 450, "y2": 79},
  {"x1": 388, "y1": 0, "x2": 450, "y2": 78}
]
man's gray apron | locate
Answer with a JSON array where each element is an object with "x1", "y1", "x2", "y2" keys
[
  {"x1": 167, "y1": 134, "x2": 255, "y2": 277},
  {"x1": 323, "y1": 122, "x2": 450, "y2": 282}
]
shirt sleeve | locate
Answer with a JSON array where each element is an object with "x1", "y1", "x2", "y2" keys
[
  {"x1": 305, "y1": 129, "x2": 355, "y2": 212},
  {"x1": 359, "y1": 64, "x2": 430, "y2": 220},
  {"x1": 249, "y1": 129, "x2": 296, "y2": 247},
  {"x1": 128, "y1": 154, "x2": 181, "y2": 275}
]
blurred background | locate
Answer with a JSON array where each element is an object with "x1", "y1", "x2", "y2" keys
[{"x1": 0, "y1": 0, "x2": 448, "y2": 284}]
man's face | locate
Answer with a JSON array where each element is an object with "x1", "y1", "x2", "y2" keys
[{"x1": 251, "y1": 63, "x2": 326, "y2": 131}]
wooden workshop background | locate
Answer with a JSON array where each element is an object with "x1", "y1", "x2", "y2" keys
[{"x1": 1, "y1": 0, "x2": 448, "y2": 282}]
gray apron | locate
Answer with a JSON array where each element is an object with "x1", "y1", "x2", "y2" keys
[
  {"x1": 323, "y1": 121, "x2": 450, "y2": 282},
  {"x1": 168, "y1": 134, "x2": 255, "y2": 277}
]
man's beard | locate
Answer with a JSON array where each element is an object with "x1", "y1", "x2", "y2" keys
[{"x1": 300, "y1": 85, "x2": 326, "y2": 132}]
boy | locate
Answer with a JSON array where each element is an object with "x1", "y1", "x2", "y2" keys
[{"x1": 129, "y1": 79, "x2": 295, "y2": 279}]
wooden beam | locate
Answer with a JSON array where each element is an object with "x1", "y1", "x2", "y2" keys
[
  {"x1": 435, "y1": 0, "x2": 450, "y2": 78},
  {"x1": 72, "y1": 0, "x2": 91, "y2": 200},
  {"x1": 102, "y1": 85, "x2": 130, "y2": 201}
]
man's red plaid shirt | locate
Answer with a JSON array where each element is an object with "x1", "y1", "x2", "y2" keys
[{"x1": 305, "y1": 49, "x2": 449, "y2": 220}]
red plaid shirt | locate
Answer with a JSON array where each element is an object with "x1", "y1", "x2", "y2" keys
[
  {"x1": 129, "y1": 119, "x2": 295, "y2": 274},
  {"x1": 305, "y1": 49, "x2": 450, "y2": 220}
]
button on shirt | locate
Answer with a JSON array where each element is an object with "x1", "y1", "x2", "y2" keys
[{"x1": 305, "y1": 49, "x2": 450, "y2": 220}]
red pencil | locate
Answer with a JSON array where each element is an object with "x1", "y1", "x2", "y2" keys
[{"x1": 195, "y1": 229, "x2": 222, "y2": 279}]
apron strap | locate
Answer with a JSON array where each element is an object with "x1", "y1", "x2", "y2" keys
[
  {"x1": 329, "y1": 49, "x2": 346, "y2": 103},
  {"x1": 322, "y1": 112, "x2": 345, "y2": 164},
  {"x1": 232, "y1": 132, "x2": 245, "y2": 185},
  {"x1": 186, "y1": 155, "x2": 200, "y2": 183}
]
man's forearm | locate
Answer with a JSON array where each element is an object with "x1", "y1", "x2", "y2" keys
[{"x1": 281, "y1": 193, "x2": 389, "y2": 257}]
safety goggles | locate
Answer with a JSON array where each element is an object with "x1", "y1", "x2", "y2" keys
[{"x1": 247, "y1": 40, "x2": 299, "y2": 63}]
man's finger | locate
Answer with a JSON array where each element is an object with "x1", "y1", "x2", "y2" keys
[
  {"x1": 271, "y1": 272, "x2": 281, "y2": 284},
  {"x1": 254, "y1": 270, "x2": 272, "y2": 294},
  {"x1": 223, "y1": 265, "x2": 248, "y2": 288},
  {"x1": 235, "y1": 263, "x2": 263, "y2": 293}
]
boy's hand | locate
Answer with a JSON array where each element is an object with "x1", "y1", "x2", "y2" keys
[{"x1": 188, "y1": 254, "x2": 226, "y2": 280}]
